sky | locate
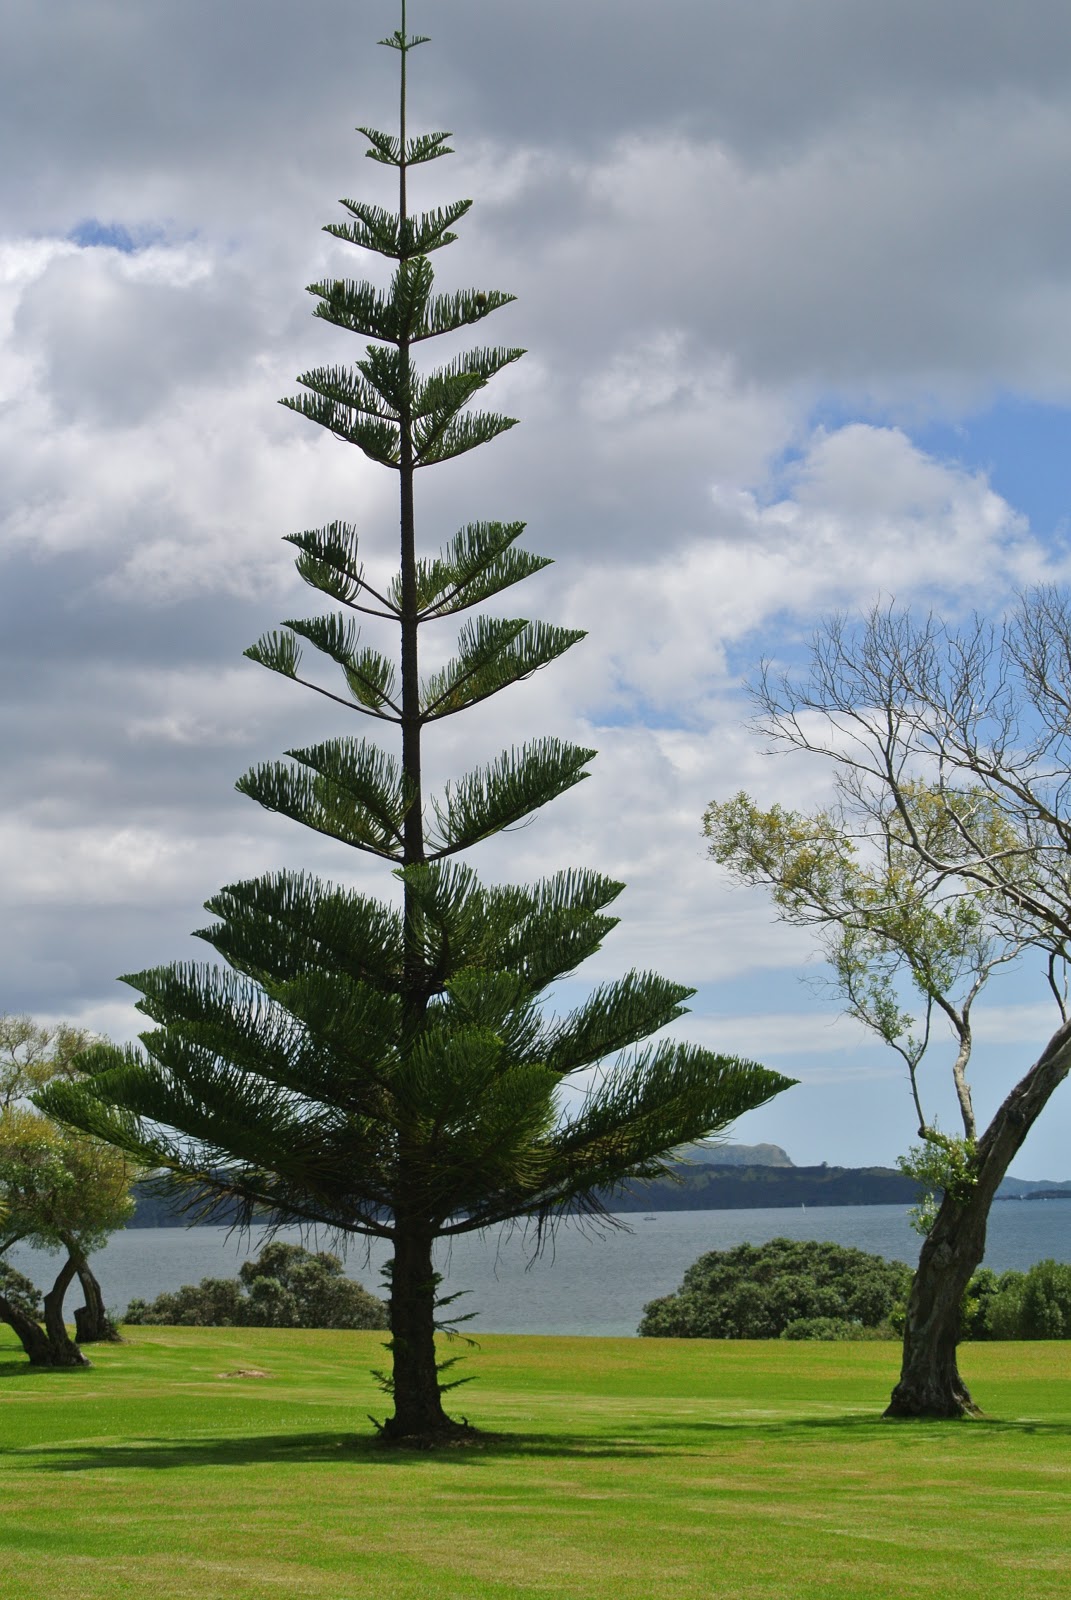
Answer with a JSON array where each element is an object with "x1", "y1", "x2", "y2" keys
[{"x1": 4, "y1": 0, "x2": 1071, "y2": 1177}]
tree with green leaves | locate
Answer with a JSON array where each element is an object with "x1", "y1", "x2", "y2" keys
[
  {"x1": 40, "y1": 4, "x2": 791, "y2": 1442},
  {"x1": 1, "y1": 1016, "x2": 137, "y2": 1365},
  {"x1": 638, "y1": 1238, "x2": 911, "y2": 1341},
  {"x1": 705, "y1": 781, "x2": 1026, "y2": 1222},
  {"x1": 982, "y1": 1260, "x2": 1071, "y2": 1340},
  {"x1": 125, "y1": 1242, "x2": 388, "y2": 1331},
  {"x1": 704, "y1": 598, "x2": 1071, "y2": 1418}
]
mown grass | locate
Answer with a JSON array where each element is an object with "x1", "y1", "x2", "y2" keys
[{"x1": 1, "y1": 1325, "x2": 1069, "y2": 1599}]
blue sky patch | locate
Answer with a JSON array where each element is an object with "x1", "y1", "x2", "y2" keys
[
  {"x1": 589, "y1": 700, "x2": 703, "y2": 733},
  {"x1": 913, "y1": 397, "x2": 1071, "y2": 544},
  {"x1": 67, "y1": 218, "x2": 142, "y2": 252},
  {"x1": 770, "y1": 394, "x2": 1071, "y2": 545}
]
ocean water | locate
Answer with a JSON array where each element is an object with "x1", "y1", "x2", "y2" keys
[{"x1": 8, "y1": 1201, "x2": 1068, "y2": 1339}]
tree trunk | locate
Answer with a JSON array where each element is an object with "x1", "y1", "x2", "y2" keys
[
  {"x1": 379, "y1": 1223, "x2": 470, "y2": 1444},
  {"x1": 0, "y1": 1256, "x2": 90, "y2": 1368},
  {"x1": 884, "y1": 1190, "x2": 985, "y2": 1418},
  {"x1": 0, "y1": 1290, "x2": 58, "y2": 1366},
  {"x1": 42, "y1": 1255, "x2": 90, "y2": 1365},
  {"x1": 886, "y1": 1018, "x2": 1071, "y2": 1418},
  {"x1": 68, "y1": 1244, "x2": 122, "y2": 1343}
]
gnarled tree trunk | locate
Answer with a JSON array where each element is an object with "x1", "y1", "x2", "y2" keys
[
  {"x1": 0, "y1": 1255, "x2": 90, "y2": 1368},
  {"x1": 885, "y1": 1190, "x2": 985, "y2": 1418},
  {"x1": 886, "y1": 1019, "x2": 1071, "y2": 1418},
  {"x1": 65, "y1": 1239, "x2": 121, "y2": 1343}
]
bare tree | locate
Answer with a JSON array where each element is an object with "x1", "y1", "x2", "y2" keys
[{"x1": 705, "y1": 592, "x2": 1071, "y2": 1418}]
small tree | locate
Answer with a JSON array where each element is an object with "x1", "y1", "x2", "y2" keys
[
  {"x1": 125, "y1": 1242, "x2": 388, "y2": 1330},
  {"x1": 41, "y1": 3, "x2": 791, "y2": 1442},
  {"x1": 705, "y1": 596, "x2": 1071, "y2": 1417},
  {"x1": 0, "y1": 1017, "x2": 136, "y2": 1365}
]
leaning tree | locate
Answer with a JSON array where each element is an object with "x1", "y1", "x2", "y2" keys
[
  {"x1": 41, "y1": 3, "x2": 791, "y2": 1442},
  {"x1": 0, "y1": 1107, "x2": 135, "y2": 1366},
  {"x1": 0, "y1": 1016, "x2": 135, "y2": 1364},
  {"x1": 705, "y1": 596, "x2": 1071, "y2": 1418}
]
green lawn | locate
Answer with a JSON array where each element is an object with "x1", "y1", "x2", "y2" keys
[{"x1": 1, "y1": 1326, "x2": 1068, "y2": 1599}]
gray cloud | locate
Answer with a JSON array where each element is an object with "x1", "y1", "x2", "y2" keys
[
  {"x1": 5, "y1": 0, "x2": 1071, "y2": 1171},
  {"x1": 14, "y1": 247, "x2": 262, "y2": 426},
  {"x1": 9, "y1": 3, "x2": 1071, "y2": 200}
]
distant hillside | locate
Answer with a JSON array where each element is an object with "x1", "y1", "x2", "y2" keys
[
  {"x1": 127, "y1": 1184, "x2": 248, "y2": 1229},
  {"x1": 603, "y1": 1161, "x2": 923, "y2": 1212},
  {"x1": 996, "y1": 1176, "x2": 1071, "y2": 1199},
  {"x1": 125, "y1": 1157, "x2": 1067, "y2": 1226},
  {"x1": 671, "y1": 1142, "x2": 794, "y2": 1168},
  {"x1": 127, "y1": 1145, "x2": 793, "y2": 1226}
]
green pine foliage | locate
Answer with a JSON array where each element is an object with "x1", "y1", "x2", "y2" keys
[{"x1": 39, "y1": 3, "x2": 792, "y2": 1440}]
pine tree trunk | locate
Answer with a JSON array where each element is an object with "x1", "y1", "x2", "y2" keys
[
  {"x1": 69, "y1": 1245, "x2": 122, "y2": 1343},
  {"x1": 381, "y1": 1222, "x2": 468, "y2": 1443},
  {"x1": 886, "y1": 1018, "x2": 1071, "y2": 1419},
  {"x1": 381, "y1": 51, "x2": 460, "y2": 1446},
  {"x1": 0, "y1": 1258, "x2": 90, "y2": 1368}
]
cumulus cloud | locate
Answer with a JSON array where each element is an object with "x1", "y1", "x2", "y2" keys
[
  {"x1": 535, "y1": 422, "x2": 1062, "y2": 729},
  {"x1": 14, "y1": 241, "x2": 257, "y2": 427}
]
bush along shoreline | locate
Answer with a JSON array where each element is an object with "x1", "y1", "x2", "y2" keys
[
  {"x1": 638, "y1": 1239, "x2": 913, "y2": 1341},
  {"x1": 124, "y1": 1243, "x2": 388, "y2": 1330},
  {"x1": 638, "y1": 1240, "x2": 1071, "y2": 1342}
]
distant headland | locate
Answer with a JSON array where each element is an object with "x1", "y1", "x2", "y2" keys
[{"x1": 124, "y1": 1141, "x2": 1071, "y2": 1226}]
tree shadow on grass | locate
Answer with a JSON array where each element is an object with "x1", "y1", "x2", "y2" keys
[
  {"x1": 14, "y1": 1430, "x2": 659, "y2": 1473},
  {"x1": 0, "y1": 1359, "x2": 96, "y2": 1380},
  {"x1": 643, "y1": 1414, "x2": 1071, "y2": 1442},
  {"x1": 15, "y1": 1411, "x2": 1071, "y2": 1473}
]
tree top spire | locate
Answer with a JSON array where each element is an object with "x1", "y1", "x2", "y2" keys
[{"x1": 380, "y1": 0, "x2": 429, "y2": 53}]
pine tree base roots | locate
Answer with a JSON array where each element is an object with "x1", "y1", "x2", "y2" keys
[
  {"x1": 369, "y1": 1413, "x2": 497, "y2": 1449},
  {"x1": 883, "y1": 1385, "x2": 984, "y2": 1420}
]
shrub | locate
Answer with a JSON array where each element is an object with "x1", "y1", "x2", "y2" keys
[
  {"x1": 952, "y1": 1262, "x2": 1071, "y2": 1340},
  {"x1": 1018, "y1": 1259, "x2": 1071, "y2": 1339},
  {"x1": 981, "y1": 1269, "x2": 1026, "y2": 1339},
  {"x1": 780, "y1": 1316, "x2": 855, "y2": 1342},
  {"x1": 0, "y1": 1260, "x2": 43, "y2": 1321},
  {"x1": 125, "y1": 1243, "x2": 388, "y2": 1329},
  {"x1": 638, "y1": 1238, "x2": 912, "y2": 1339},
  {"x1": 972, "y1": 1260, "x2": 1071, "y2": 1340},
  {"x1": 126, "y1": 1277, "x2": 246, "y2": 1327},
  {"x1": 958, "y1": 1266, "x2": 1003, "y2": 1339}
]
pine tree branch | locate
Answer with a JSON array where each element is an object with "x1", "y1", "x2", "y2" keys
[
  {"x1": 358, "y1": 126, "x2": 451, "y2": 167},
  {"x1": 245, "y1": 651, "x2": 401, "y2": 724},
  {"x1": 284, "y1": 524, "x2": 400, "y2": 618},
  {"x1": 425, "y1": 740, "x2": 595, "y2": 859},
  {"x1": 396, "y1": 522, "x2": 551, "y2": 618},
  {"x1": 327, "y1": 198, "x2": 473, "y2": 259},
  {"x1": 235, "y1": 761, "x2": 406, "y2": 860},
  {"x1": 421, "y1": 618, "x2": 586, "y2": 719}
]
